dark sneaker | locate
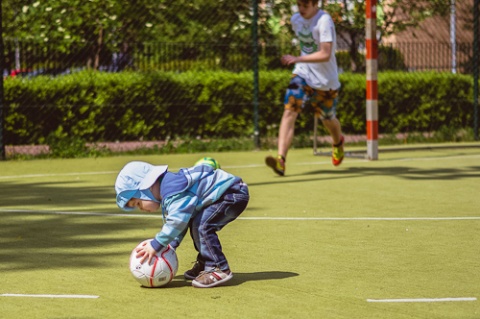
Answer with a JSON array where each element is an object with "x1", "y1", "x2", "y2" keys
[
  {"x1": 184, "y1": 260, "x2": 205, "y2": 280},
  {"x1": 265, "y1": 155, "x2": 285, "y2": 176},
  {"x1": 332, "y1": 136, "x2": 344, "y2": 166},
  {"x1": 192, "y1": 267, "x2": 233, "y2": 288}
]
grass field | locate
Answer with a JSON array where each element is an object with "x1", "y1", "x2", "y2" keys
[{"x1": 1, "y1": 144, "x2": 479, "y2": 319}]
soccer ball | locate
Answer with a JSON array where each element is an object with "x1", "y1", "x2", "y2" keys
[
  {"x1": 194, "y1": 157, "x2": 221, "y2": 169},
  {"x1": 129, "y1": 239, "x2": 179, "y2": 288}
]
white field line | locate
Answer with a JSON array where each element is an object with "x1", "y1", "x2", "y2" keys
[
  {"x1": 1, "y1": 293, "x2": 99, "y2": 299},
  {"x1": 240, "y1": 216, "x2": 480, "y2": 221},
  {"x1": 367, "y1": 297, "x2": 477, "y2": 303},
  {"x1": 0, "y1": 166, "x2": 267, "y2": 180},
  {"x1": 0, "y1": 209, "x2": 479, "y2": 221},
  {"x1": 0, "y1": 171, "x2": 118, "y2": 180},
  {"x1": 1, "y1": 153, "x2": 479, "y2": 180},
  {"x1": 375, "y1": 154, "x2": 480, "y2": 163},
  {"x1": 300, "y1": 153, "x2": 480, "y2": 165}
]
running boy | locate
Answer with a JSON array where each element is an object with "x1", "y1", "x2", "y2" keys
[
  {"x1": 115, "y1": 161, "x2": 249, "y2": 288},
  {"x1": 266, "y1": 0, "x2": 344, "y2": 176}
]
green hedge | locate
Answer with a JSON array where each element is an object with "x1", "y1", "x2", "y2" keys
[{"x1": 3, "y1": 70, "x2": 475, "y2": 145}]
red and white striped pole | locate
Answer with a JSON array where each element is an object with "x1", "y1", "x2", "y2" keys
[{"x1": 366, "y1": 0, "x2": 378, "y2": 160}]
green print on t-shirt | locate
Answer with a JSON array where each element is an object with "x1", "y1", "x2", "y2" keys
[{"x1": 298, "y1": 26, "x2": 317, "y2": 54}]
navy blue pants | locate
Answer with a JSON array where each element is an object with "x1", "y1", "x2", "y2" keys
[{"x1": 190, "y1": 180, "x2": 249, "y2": 270}]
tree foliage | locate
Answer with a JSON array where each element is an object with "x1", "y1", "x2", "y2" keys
[
  {"x1": 1, "y1": 0, "x2": 457, "y2": 71},
  {"x1": 318, "y1": 0, "x2": 451, "y2": 71}
]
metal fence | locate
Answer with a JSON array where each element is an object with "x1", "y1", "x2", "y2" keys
[{"x1": 3, "y1": 40, "x2": 476, "y2": 75}]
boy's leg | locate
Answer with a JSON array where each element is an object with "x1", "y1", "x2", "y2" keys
[
  {"x1": 183, "y1": 225, "x2": 205, "y2": 280},
  {"x1": 191, "y1": 182, "x2": 249, "y2": 271},
  {"x1": 322, "y1": 118, "x2": 344, "y2": 166},
  {"x1": 265, "y1": 109, "x2": 297, "y2": 176},
  {"x1": 312, "y1": 89, "x2": 344, "y2": 166},
  {"x1": 266, "y1": 75, "x2": 306, "y2": 176},
  {"x1": 191, "y1": 182, "x2": 249, "y2": 287},
  {"x1": 322, "y1": 117, "x2": 342, "y2": 145},
  {"x1": 278, "y1": 109, "x2": 298, "y2": 158}
]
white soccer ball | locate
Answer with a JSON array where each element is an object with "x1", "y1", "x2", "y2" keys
[{"x1": 129, "y1": 239, "x2": 179, "y2": 287}]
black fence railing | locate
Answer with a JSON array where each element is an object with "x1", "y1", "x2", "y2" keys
[
  {"x1": 3, "y1": 40, "x2": 476, "y2": 77},
  {"x1": 382, "y1": 42, "x2": 475, "y2": 73}
]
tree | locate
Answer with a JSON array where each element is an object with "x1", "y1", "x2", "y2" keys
[
  {"x1": 3, "y1": 0, "x2": 164, "y2": 70},
  {"x1": 1, "y1": 0, "x2": 455, "y2": 73}
]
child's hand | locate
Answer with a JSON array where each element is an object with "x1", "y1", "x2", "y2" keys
[
  {"x1": 281, "y1": 54, "x2": 298, "y2": 65},
  {"x1": 135, "y1": 241, "x2": 156, "y2": 264}
]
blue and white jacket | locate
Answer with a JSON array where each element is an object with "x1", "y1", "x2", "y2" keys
[{"x1": 150, "y1": 165, "x2": 240, "y2": 251}]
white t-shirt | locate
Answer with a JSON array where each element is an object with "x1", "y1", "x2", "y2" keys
[{"x1": 291, "y1": 10, "x2": 340, "y2": 91}]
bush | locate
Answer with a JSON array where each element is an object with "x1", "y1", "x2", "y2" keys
[{"x1": 3, "y1": 70, "x2": 476, "y2": 146}]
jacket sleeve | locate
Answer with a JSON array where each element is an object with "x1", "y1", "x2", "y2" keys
[{"x1": 151, "y1": 192, "x2": 197, "y2": 251}]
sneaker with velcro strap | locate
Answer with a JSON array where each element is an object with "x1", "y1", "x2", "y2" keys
[{"x1": 192, "y1": 267, "x2": 233, "y2": 288}]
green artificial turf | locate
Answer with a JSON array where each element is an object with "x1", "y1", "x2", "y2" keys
[{"x1": 0, "y1": 145, "x2": 479, "y2": 319}]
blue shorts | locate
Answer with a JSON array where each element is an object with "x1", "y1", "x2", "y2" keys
[{"x1": 284, "y1": 75, "x2": 339, "y2": 119}]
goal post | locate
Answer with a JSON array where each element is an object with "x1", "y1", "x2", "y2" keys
[{"x1": 366, "y1": 0, "x2": 379, "y2": 160}]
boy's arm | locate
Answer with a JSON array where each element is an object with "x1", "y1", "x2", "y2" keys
[
  {"x1": 150, "y1": 193, "x2": 197, "y2": 251},
  {"x1": 281, "y1": 42, "x2": 332, "y2": 65},
  {"x1": 168, "y1": 227, "x2": 188, "y2": 250}
]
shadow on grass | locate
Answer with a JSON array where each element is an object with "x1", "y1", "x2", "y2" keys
[
  {"x1": 146, "y1": 271, "x2": 300, "y2": 289},
  {"x1": 228, "y1": 271, "x2": 299, "y2": 286},
  {"x1": 0, "y1": 179, "x2": 114, "y2": 210},
  {"x1": 254, "y1": 165, "x2": 480, "y2": 186},
  {"x1": 0, "y1": 209, "x2": 155, "y2": 271}
]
